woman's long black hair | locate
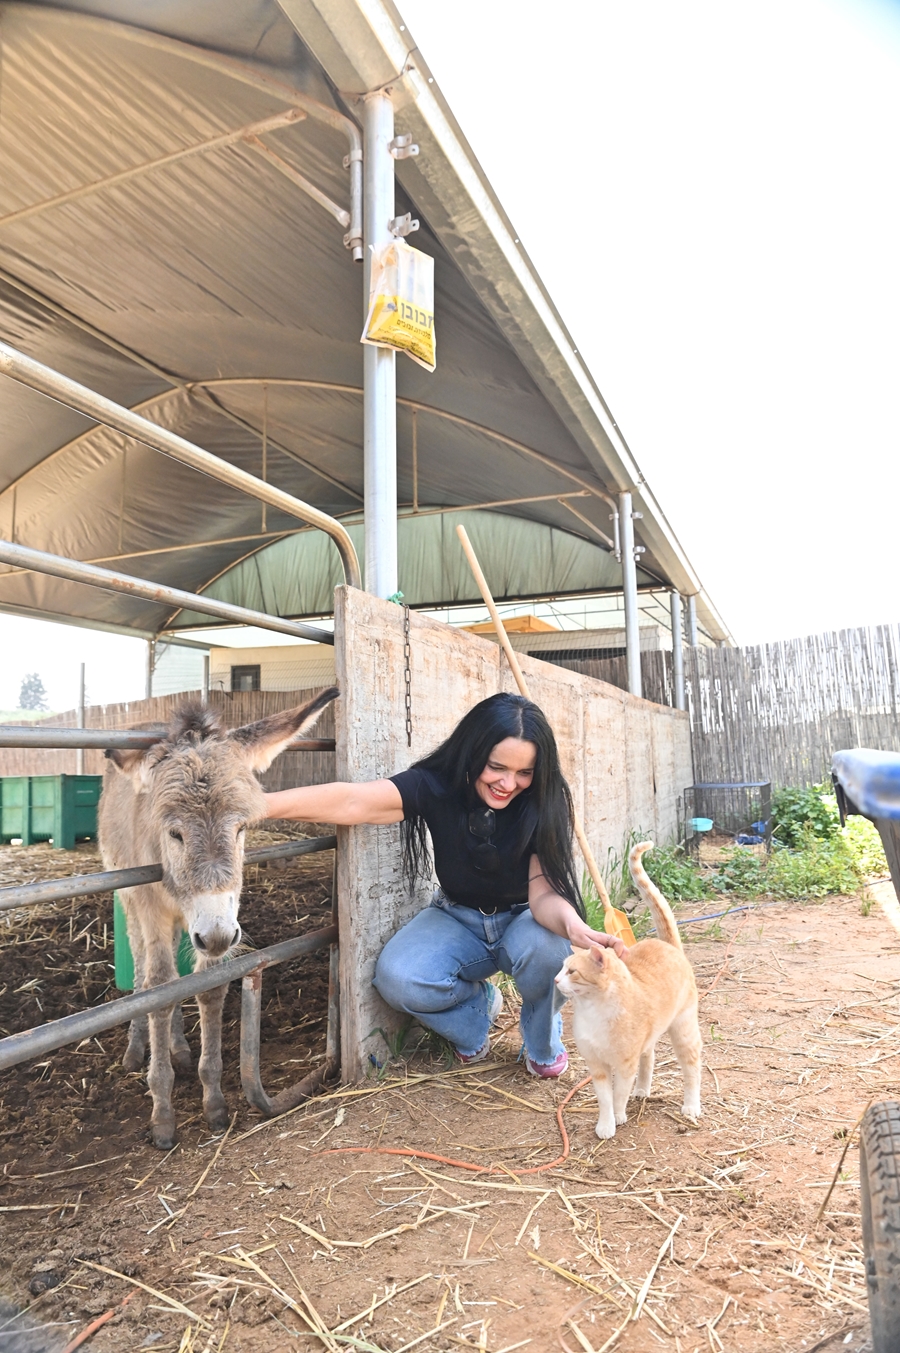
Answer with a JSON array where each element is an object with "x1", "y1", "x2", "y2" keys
[{"x1": 400, "y1": 692, "x2": 584, "y2": 916}]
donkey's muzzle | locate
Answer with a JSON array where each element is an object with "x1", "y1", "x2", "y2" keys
[
  {"x1": 192, "y1": 922, "x2": 241, "y2": 958},
  {"x1": 185, "y1": 891, "x2": 241, "y2": 958}
]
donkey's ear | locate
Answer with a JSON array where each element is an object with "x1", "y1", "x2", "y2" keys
[
  {"x1": 104, "y1": 745, "x2": 160, "y2": 790},
  {"x1": 230, "y1": 686, "x2": 338, "y2": 772}
]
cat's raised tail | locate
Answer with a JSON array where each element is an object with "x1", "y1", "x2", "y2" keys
[{"x1": 628, "y1": 842, "x2": 683, "y2": 950}]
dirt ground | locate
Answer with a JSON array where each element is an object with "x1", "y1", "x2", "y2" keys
[{"x1": 2, "y1": 843, "x2": 898, "y2": 1353}]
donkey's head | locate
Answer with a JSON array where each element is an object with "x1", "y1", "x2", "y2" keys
[{"x1": 107, "y1": 687, "x2": 337, "y2": 958}]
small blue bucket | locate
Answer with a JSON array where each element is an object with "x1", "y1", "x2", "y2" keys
[{"x1": 690, "y1": 817, "x2": 714, "y2": 832}]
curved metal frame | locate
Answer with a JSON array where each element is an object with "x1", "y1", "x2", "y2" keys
[{"x1": 0, "y1": 342, "x2": 362, "y2": 589}]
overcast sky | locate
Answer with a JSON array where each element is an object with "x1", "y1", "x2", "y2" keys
[
  {"x1": 396, "y1": 0, "x2": 900, "y2": 645},
  {"x1": 1, "y1": 0, "x2": 898, "y2": 707}
]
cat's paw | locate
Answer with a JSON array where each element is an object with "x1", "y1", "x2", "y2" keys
[
  {"x1": 595, "y1": 1118, "x2": 617, "y2": 1140},
  {"x1": 632, "y1": 1086, "x2": 651, "y2": 1100},
  {"x1": 615, "y1": 1110, "x2": 628, "y2": 1125},
  {"x1": 681, "y1": 1100, "x2": 701, "y2": 1121}
]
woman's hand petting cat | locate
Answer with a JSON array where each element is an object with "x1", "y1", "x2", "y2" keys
[
  {"x1": 564, "y1": 915, "x2": 627, "y2": 958},
  {"x1": 528, "y1": 857, "x2": 627, "y2": 958}
]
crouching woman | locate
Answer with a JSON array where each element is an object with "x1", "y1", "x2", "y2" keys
[{"x1": 264, "y1": 692, "x2": 623, "y2": 1077}]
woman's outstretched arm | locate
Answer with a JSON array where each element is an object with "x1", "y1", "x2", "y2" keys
[{"x1": 264, "y1": 779, "x2": 404, "y2": 826}]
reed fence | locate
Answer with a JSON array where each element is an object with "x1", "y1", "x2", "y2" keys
[
  {"x1": 0, "y1": 688, "x2": 336, "y2": 791},
  {"x1": 561, "y1": 625, "x2": 900, "y2": 789}
]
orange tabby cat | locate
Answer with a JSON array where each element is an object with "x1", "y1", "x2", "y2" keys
[{"x1": 555, "y1": 841, "x2": 702, "y2": 1138}]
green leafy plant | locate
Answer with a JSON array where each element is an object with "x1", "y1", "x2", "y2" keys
[
  {"x1": 711, "y1": 847, "x2": 766, "y2": 895},
  {"x1": 366, "y1": 1016, "x2": 417, "y2": 1075},
  {"x1": 766, "y1": 832, "x2": 860, "y2": 898},
  {"x1": 642, "y1": 843, "x2": 713, "y2": 902},
  {"x1": 842, "y1": 815, "x2": 889, "y2": 877},
  {"x1": 771, "y1": 784, "x2": 840, "y2": 848}
]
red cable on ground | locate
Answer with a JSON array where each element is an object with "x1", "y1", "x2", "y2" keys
[{"x1": 316, "y1": 1074, "x2": 592, "y2": 1176}]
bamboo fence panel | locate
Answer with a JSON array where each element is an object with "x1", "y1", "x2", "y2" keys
[
  {"x1": 551, "y1": 624, "x2": 900, "y2": 789},
  {"x1": 684, "y1": 625, "x2": 900, "y2": 787},
  {"x1": 0, "y1": 688, "x2": 336, "y2": 790}
]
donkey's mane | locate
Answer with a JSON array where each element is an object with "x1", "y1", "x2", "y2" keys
[{"x1": 168, "y1": 701, "x2": 223, "y2": 744}]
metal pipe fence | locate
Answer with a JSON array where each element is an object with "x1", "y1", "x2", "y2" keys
[
  {"x1": 0, "y1": 835, "x2": 338, "y2": 913},
  {"x1": 0, "y1": 727, "x2": 335, "y2": 749},
  {"x1": 0, "y1": 538, "x2": 334, "y2": 643},
  {"x1": 0, "y1": 924, "x2": 337, "y2": 1072}
]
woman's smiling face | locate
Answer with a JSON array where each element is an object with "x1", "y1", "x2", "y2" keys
[{"x1": 473, "y1": 737, "x2": 537, "y2": 810}]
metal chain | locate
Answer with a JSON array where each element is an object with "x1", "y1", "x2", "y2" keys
[{"x1": 403, "y1": 604, "x2": 412, "y2": 748}]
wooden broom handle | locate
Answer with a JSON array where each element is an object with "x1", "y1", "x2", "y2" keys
[{"x1": 456, "y1": 524, "x2": 612, "y2": 912}]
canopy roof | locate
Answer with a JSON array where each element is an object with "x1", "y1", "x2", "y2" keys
[{"x1": 0, "y1": 0, "x2": 732, "y2": 643}]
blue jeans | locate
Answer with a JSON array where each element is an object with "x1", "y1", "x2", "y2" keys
[{"x1": 373, "y1": 890, "x2": 572, "y2": 1062}]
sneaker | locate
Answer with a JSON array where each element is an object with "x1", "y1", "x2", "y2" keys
[
  {"x1": 456, "y1": 1038, "x2": 491, "y2": 1066},
  {"x1": 525, "y1": 1049, "x2": 569, "y2": 1079},
  {"x1": 455, "y1": 983, "x2": 504, "y2": 1065}
]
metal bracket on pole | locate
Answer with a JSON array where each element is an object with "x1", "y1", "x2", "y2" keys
[
  {"x1": 389, "y1": 212, "x2": 419, "y2": 238},
  {"x1": 609, "y1": 510, "x2": 621, "y2": 563},
  {"x1": 388, "y1": 133, "x2": 419, "y2": 160}
]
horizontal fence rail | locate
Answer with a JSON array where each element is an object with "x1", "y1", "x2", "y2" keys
[
  {"x1": 0, "y1": 726, "x2": 336, "y2": 750},
  {"x1": 0, "y1": 835, "x2": 337, "y2": 912},
  {"x1": 0, "y1": 538, "x2": 334, "y2": 643},
  {"x1": 0, "y1": 924, "x2": 338, "y2": 1071}
]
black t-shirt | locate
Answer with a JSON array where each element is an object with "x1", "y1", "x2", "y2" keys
[{"x1": 389, "y1": 767, "x2": 534, "y2": 910}]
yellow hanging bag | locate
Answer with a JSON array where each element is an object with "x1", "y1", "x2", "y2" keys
[{"x1": 362, "y1": 239, "x2": 436, "y2": 372}]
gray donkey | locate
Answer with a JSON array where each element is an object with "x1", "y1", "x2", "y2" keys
[{"x1": 99, "y1": 688, "x2": 338, "y2": 1148}]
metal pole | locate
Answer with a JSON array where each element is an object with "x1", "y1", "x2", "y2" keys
[
  {"x1": 0, "y1": 727, "x2": 335, "y2": 750},
  {"x1": 75, "y1": 662, "x2": 85, "y2": 775},
  {"x1": 687, "y1": 595, "x2": 699, "y2": 647},
  {"x1": 618, "y1": 491, "x2": 642, "y2": 697},
  {"x1": 0, "y1": 834, "x2": 338, "y2": 913},
  {"x1": 0, "y1": 538, "x2": 334, "y2": 643},
  {"x1": 202, "y1": 653, "x2": 210, "y2": 703},
  {"x1": 0, "y1": 341, "x2": 361, "y2": 588},
  {"x1": 670, "y1": 591, "x2": 685, "y2": 711},
  {"x1": 145, "y1": 639, "x2": 155, "y2": 699},
  {"x1": 363, "y1": 92, "x2": 398, "y2": 599}
]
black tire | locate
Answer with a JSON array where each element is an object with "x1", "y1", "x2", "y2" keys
[{"x1": 860, "y1": 1101, "x2": 900, "y2": 1351}]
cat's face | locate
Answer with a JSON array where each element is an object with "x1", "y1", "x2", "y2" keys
[{"x1": 555, "y1": 946, "x2": 613, "y2": 1001}]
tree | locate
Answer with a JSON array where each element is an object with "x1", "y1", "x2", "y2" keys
[{"x1": 19, "y1": 672, "x2": 48, "y2": 711}]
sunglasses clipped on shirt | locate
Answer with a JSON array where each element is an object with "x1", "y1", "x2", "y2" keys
[{"x1": 467, "y1": 807, "x2": 501, "y2": 875}]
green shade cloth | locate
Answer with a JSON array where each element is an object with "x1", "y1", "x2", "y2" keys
[{"x1": 171, "y1": 509, "x2": 655, "y2": 626}]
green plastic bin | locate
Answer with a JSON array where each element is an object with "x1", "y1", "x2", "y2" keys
[
  {"x1": 0, "y1": 777, "x2": 31, "y2": 844},
  {"x1": 113, "y1": 893, "x2": 194, "y2": 991},
  {"x1": 0, "y1": 774, "x2": 102, "y2": 848}
]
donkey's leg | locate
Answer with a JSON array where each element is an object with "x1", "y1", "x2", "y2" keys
[
  {"x1": 143, "y1": 927, "x2": 179, "y2": 1149},
  {"x1": 169, "y1": 1002, "x2": 192, "y2": 1076},
  {"x1": 122, "y1": 913, "x2": 148, "y2": 1072},
  {"x1": 195, "y1": 962, "x2": 230, "y2": 1132},
  {"x1": 168, "y1": 930, "x2": 193, "y2": 1075}
]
